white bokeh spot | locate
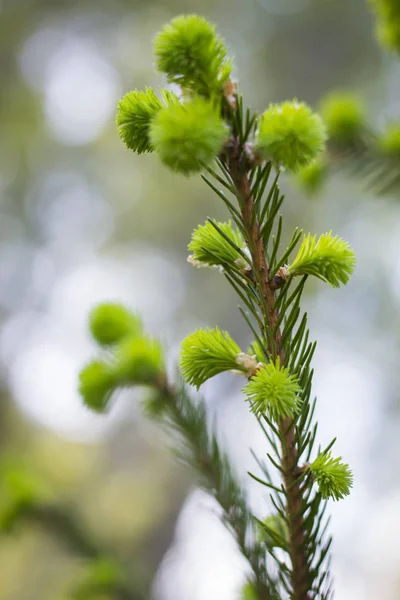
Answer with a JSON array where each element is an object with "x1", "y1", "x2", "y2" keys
[{"x1": 43, "y1": 39, "x2": 120, "y2": 145}]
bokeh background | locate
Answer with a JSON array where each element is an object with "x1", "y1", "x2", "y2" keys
[{"x1": 1, "y1": 0, "x2": 400, "y2": 598}]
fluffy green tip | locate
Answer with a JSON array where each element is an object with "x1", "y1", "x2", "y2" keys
[
  {"x1": 289, "y1": 232, "x2": 356, "y2": 288},
  {"x1": 243, "y1": 359, "x2": 301, "y2": 422},
  {"x1": 377, "y1": 19, "x2": 400, "y2": 54},
  {"x1": 378, "y1": 123, "x2": 400, "y2": 156},
  {"x1": 153, "y1": 14, "x2": 232, "y2": 96},
  {"x1": 116, "y1": 87, "x2": 164, "y2": 153},
  {"x1": 114, "y1": 336, "x2": 165, "y2": 386},
  {"x1": 72, "y1": 558, "x2": 125, "y2": 599},
  {"x1": 320, "y1": 93, "x2": 365, "y2": 145},
  {"x1": 256, "y1": 100, "x2": 327, "y2": 171},
  {"x1": 310, "y1": 452, "x2": 353, "y2": 501},
  {"x1": 369, "y1": 0, "x2": 400, "y2": 54},
  {"x1": 89, "y1": 303, "x2": 142, "y2": 346},
  {"x1": 188, "y1": 220, "x2": 246, "y2": 268},
  {"x1": 0, "y1": 466, "x2": 47, "y2": 532},
  {"x1": 241, "y1": 581, "x2": 260, "y2": 600},
  {"x1": 257, "y1": 514, "x2": 289, "y2": 550},
  {"x1": 180, "y1": 327, "x2": 243, "y2": 389},
  {"x1": 150, "y1": 98, "x2": 228, "y2": 175},
  {"x1": 296, "y1": 157, "x2": 327, "y2": 196},
  {"x1": 78, "y1": 360, "x2": 117, "y2": 413}
]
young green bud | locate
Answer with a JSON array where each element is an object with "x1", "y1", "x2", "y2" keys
[
  {"x1": 116, "y1": 87, "x2": 163, "y2": 153},
  {"x1": 150, "y1": 98, "x2": 228, "y2": 175},
  {"x1": 241, "y1": 581, "x2": 260, "y2": 600},
  {"x1": 72, "y1": 558, "x2": 125, "y2": 599},
  {"x1": 369, "y1": 0, "x2": 400, "y2": 20},
  {"x1": 78, "y1": 360, "x2": 117, "y2": 413},
  {"x1": 114, "y1": 336, "x2": 165, "y2": 386},
  {"x1": 257, "y1": 514, "x2": 289, "y2": 550},
  {"x1": 256, "y1": 100, "x2": 327, "y2": 171},
  {"x1": 153, "y1": 14, "x2": 232, "y2": 96},
  {"x1": 376, "y1": 19, "x2": 400, "y2": 54},
  {"x1": 288, "y1": 232, "x2": 356, "y2": 288},
  {"x1": 188, "y1": 220, "x2": 246, "y2": 268},
  {"x1": 369, "y1": 0, "x2": 400, "y2": 54},
  {"x1": 180, "y1": 327, "x2": 246, "y2": 389},
  {"x1": 310, "y1": 452, "x2": 353, "y2": 501},
  {"x1": 243, "y1": 359, "x2": 301, "y2": 422},
  {"x1": 378, "y1": 123, "x2": 400, "y2": 157},
  {"x1": 319, "y1": 93, "x2": 366, "y2": 145},
  {"x1": 89, "y1": 303, "x2": 142, "y2": 346},
  {"x1": 296, "y1": 157, "x2": 327, "y2": 195},
  {"x1": 0, "y1": 466, "x2": 46, "y2": 532}
]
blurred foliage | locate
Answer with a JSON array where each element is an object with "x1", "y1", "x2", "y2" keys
[{"x1": 296, "y1": 91, "x2": 400, "y2": 196}]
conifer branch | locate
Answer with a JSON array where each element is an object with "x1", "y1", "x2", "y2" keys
[
  {"x1": 147, "y1": 380, "x2": 274, "y2": 600},
  {"x1": 297, "y1": 92, "x2": 400, "y2": 196},
  {"x1": 226, "y1": 154, "x2": 311, "y2": 600},
  {"x1": 1, "y1": 501, "x2": 145, "y2": 600},
  {"x1": 80, "y1": 15, "x2": 357, "y2": 599}
]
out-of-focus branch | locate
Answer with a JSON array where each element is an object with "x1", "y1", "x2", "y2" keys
[
  {"x1": 1, "y1": 500, "x2": 146, "y2": 600},
  {"x1": 147, "y1": 381, "x2": 274, "y2": 599},
  {"x1": 297, "y1": 93, "x2": 400, "y2": 196}
]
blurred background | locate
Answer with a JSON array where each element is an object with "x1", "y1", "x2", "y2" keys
[{"x1": 0, "y1": 0, "x2": 400, "y2": 598}]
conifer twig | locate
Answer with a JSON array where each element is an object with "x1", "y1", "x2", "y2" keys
[
  {"x1": 227, "y1": 150, "x2": 310, "y2": 599},
  {"x1": 79, "y1": 15, "x2": 356, "y2": 599},
  {"x1": 149, "y1": 380, "x2": 273, "y2": 599}
]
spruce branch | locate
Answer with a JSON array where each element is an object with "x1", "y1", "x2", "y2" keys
[
  {"x1": 87, "y1": 14, "x2": 358, "y2": 600},
  {"x1": 225, "y1": 154, "x2": 314, "y2": 600},
  {"x1": 297, "y1": 91, "x2": 400, "y2": 196},
  {"x1": 146, "y1": 381, "x2": 275, "y2": 600},
  {"x1": 78, "y1": 313, "x2": 274, "y2": 597}
]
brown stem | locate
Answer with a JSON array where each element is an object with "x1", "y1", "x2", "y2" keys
[{"x1": 228, "y1": 152, "x2": 311, "y2": 600}]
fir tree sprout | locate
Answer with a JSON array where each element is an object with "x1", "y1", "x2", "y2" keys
[
  {"x1": 243, "y1": 359, "x2": 302, "y2": 421},
  {"x1": 150, "y1": 97, "x2": 228, "y2": 174},
  {"x1": 256, "y1": 100, "x2": 327, "y2": 171},
  {"x1": 79, "y1": 304, "x2": 165, "y2": 412},
  {"x1": 369, "y1": 0, "x2": 400, "y2": 54},
  {"x1": 78, "y1": 14, "x2": 359, "y2": 599},
  {"x1": 288, "y1": 232, "x2": 356, "y2": 288},
  {"x1": 257, "y1": 514, "x2": 289, "y2": 551},
  {"x1": 153, "y1": 14, "x2": 232, "y2": 96},
  {"x1": 319, "y1": 92, "x2": 366, "y2": 147},
  {"x1": 188, "y1": 219, "x2": 246, "y2": 268},
  {"x1": 79, "y1": 360, "x2": 116, "y2": 413},
  {"x1": 297, "y1": 89, "x2": 400, "y2": 196},
  {"x1": 114, "y1": 336, "x2": 165, "y2": 385},
  {"x1": 116, "y1": 88, "x2": 163, "y2": 153},
  {"x1": 378, "y1": 123, "x2": 400, "y2": 156},
  {"x1": 310, "y1": 452, "x2": 353, "y2": 501},
  {"x1": 180, "y1": 327, "x2": 256, "y2": 388},
  {"x1": 89, "y1": 303, "x2": 142, "y2": 346}
]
